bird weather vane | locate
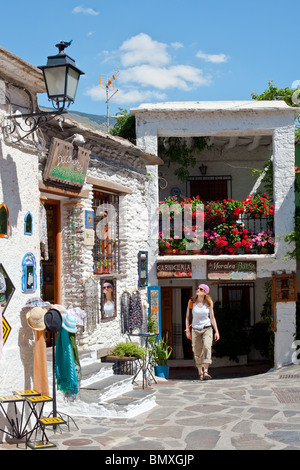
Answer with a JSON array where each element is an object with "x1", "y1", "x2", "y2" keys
[{"x1": 99, "y1": 70, "x2": 120, "y2": 131}]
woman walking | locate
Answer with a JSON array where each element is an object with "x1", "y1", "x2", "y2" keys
[{"x1": 185, "y1": 284, "x2": 220, "y2": 380}]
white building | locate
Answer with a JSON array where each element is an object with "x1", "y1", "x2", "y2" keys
[
  {"x1": 0, "y1": 45, "x2": 162, "y2": 393},
  {"x1": 131, "y1": 101, "x2": 299, "y2": 368}
]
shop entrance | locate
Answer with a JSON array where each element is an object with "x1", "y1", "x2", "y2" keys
[
  {"x1": 161, "y1": 286, "x2": 193, "y2": 359},
  {"x1": 40, "y1": 200, "x2": 61, "y2": 345}
]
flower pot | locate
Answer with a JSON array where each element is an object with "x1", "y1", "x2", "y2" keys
[
  {"x1": 177, "y1": 250, "x2": 187, "y2": 255},
  {"x1": 163, "y1": 248, "x2": 173, "y2": 255},
  {"x1": 154, "y1": 365, "x2": 169, "y2": 379},
  {"x1": 260, "y1": 247, "x2": 270, "y2": 254},
  {"x1": 244, "y1": 247, "x2": 253, "y2": 254}
]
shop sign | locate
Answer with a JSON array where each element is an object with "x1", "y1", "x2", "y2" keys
[
  {"x1": 272, "y1": 273, "x2": 297, "y2": 302},
  {"x1": 43, "y1": 138, "x2": 90, "y2": 189},
  {"x1": 207, "y1": 260, "x2": 256, "y2": 280},
  {"x1": 148, "y1": 286, "x2": 161, "y2": 340},
  {"x1": 157, "y1": 262, "x2": 192, "y2": 278}
]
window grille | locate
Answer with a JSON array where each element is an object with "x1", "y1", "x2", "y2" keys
[
  {"x1": 93, "y1": 191, "x2": 119, "y2": 274},
  {"x1": 187, "y1": 175, "x2": 232, "y2": 201},
  {"x1": 217, "y1": 282, "x2": 255, "y2": 327}
]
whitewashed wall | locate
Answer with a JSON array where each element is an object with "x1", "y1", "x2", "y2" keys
[
  {"x1": 0, "y1": 80, "x2": 41, "y2": 392},
  {"x1": 133, "y1": 101, "x2": 298, "y2": 368},
  {"x1": 59, "y1": 151, "x2": 151, "y2": 352}
]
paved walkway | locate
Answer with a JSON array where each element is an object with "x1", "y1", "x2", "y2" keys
[{"x1": 2, "y1": 363, "x2": 300, "y2": 451}]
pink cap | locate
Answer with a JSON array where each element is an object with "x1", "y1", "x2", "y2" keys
[{"x1": 198, "y1": 284, "x2": 210, "y2": 294}]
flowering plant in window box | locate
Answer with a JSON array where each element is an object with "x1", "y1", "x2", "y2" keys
[
  {"x1": 244, "y1": 194, "x2": 274, "y2": 217},
  {"x1": 222, "y1": 199, "x2": 245, "y2": 220},
  {"x1": 250, "y1": 230, "x2": 275, "y2": 253},
  {"x1": 204, "y1": 201, "x2": 226, "y2": 228},
  {"x1": 214, "y1": 225, "x2": 252, "y2": 254}
]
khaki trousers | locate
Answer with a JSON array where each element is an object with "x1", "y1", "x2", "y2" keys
[{"x1": 192, "y1": 327, "x2": 213, "y2": 368}]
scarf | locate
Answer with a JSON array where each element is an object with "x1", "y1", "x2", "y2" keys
[
  {"x1": 55, "y1": 327, "x2": 78, "y2": 396},
  {"x1": 34, "y1": 330, "x2": 49, "y2": 395}
]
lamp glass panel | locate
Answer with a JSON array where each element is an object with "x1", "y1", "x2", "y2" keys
[
  {"x1": 44, "y1": 66, "x2": 67, "y2": 101},
  {"x1": 66, "y1": 67, "x2": 80, "y2": 102}
]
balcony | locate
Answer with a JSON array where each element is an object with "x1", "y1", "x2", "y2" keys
[{"x1": 158, "y1": 195, "x2": 275, "y2": 257}]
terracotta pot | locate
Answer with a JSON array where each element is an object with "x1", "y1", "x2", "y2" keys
[
  {"x1": 177, "y1": 250, "x2": 187, "y2": 255},
  {"x1": 163, "y1": 248, "x2": 173, "y2": 255},
  {"x1": 260, "y1": 247, "x2": 270, "y2": 254}
]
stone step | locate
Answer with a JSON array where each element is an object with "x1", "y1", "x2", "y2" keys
[
  {"x1": 80, "y1": 374, "x2": 134, "y2": 402},
  {"x1": 80, "y1": 362, "x2": 114, "y2": 387},
  {"x1": 96, "y1": 389, "x2": 157, "y2": 418},
  {"x1": 45, "y1": 348, "x2": 157, "y2": 418}
]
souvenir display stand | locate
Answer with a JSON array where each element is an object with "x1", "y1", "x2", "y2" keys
[
  {"x1": 44, "y1": 308, "x2": 78, "y2": 432},
  {"x1": 128, "y1": 332, "x2": 158, "y2": 389}
]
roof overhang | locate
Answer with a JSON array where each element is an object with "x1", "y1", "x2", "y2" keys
[{"x1": 0, "y1": 45, "x2": 46, "y2": 93}]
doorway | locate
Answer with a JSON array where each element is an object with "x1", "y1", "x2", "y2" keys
[
  {"x1": 161, "y1": 286, "x2": 193, "y2": 359},
  {"x1": 41, "y1": 200, "x2": 61, "y2": 347},
  {"x1": 41, "y1": 199, "x2": 61, "y2": 305}
]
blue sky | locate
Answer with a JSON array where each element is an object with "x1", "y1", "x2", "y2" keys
[{"x1": 1, "y1": 0, "x2": 299, "y2": 117}]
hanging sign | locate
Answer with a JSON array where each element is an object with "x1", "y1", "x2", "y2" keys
[
  {"x1": 157, "y1": 262, "x2": 192, "y2": 278},
  {"x1": 272, "y1": 273, "x2": 297, "y2": 302},
  {"x1": 43, "y1": 138, "x2": 90, "y2": 189},
  {"x1": 207, "y1": 260, "x2": 257, "y2": 280}
]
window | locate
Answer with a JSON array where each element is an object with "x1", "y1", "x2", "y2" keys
[
  {"x1": 187, "y1": 176, "x2": 232, "y2": 202},
  {"x1": 218, "y1": 282, "x2": 255, "y2": 327},
  {"x1": 93, "y1": 191, "x2": 119, "y2": 274},
  {"x1": 0, "y1": 204, "x2": 9, "y2": 238},
  {"x1": 24, "y1": 212, "x2": 33, "y2": 235},
  {"x1": 22, "y1": 253, "x2": 37, "y2": 292}
]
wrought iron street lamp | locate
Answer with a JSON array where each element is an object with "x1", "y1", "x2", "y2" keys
[{"x1": 4, "y1": 41, "x2": 84, "y2": 144}]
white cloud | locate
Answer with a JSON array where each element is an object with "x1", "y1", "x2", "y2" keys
[
  {"x1": 72, "y1": 5, "x2": 99, "y2": 15},
  {"x1": 120, "y1": 33, "x2": 171, "y2": 67},
  {"x1": 196, "y1": 50, "x2": 229, "y2": 64},
  {"x1": 85, "y1": 34, "x2": 214, "y2": 107},
  {"x1": 171, "y1": 42, "x2": 184, "y2": 50},
  {"x1": 119, "y1": 64, "x2": 210, "y2": 91}
]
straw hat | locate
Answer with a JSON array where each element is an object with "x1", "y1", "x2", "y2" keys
[
  {"x1": 26, "y1": 307, "x2": 46, "y2": 331},
  {"x1": 61, "y1": 313, "x2": 77, "y2": 333}
]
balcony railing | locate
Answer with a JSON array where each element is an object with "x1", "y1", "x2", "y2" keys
[{"x1": 159, "y1": 212, "x2": 275, "y2": 256}]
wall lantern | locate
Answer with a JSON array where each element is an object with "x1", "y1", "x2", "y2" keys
[
  {"x1": 39, "y1": 40, "x2": 84, "y2": 111},
  {"x1": 199, "y1": 164, "x2": 208, "y2": 175},
  {"x1": 4, "y1": 41, "x2": 84, "y2": 143}
]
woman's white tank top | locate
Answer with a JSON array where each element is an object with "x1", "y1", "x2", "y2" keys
[{"x1": 192, "y1": 302, "x2": 211, "y2": 330}]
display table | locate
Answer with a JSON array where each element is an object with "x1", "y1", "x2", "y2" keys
[{"x1": 0, "y1": 390, "x2": 66, "y2": 449}]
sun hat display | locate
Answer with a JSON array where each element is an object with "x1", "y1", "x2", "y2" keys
[
  {"x1": 25, "y1": 297, "x2": 51, "y2": 309},
  {"x1": 198, "y1": 284, "x2": 210, "y2": 295},
  {"x1": 61, "y1": 313, "x2": 77, "y2": 333},
  {"x1": 66, "y1": 307, "x2": 86, "y2": 326},
  {"x1": 44, "y1": 308, "x2": 62, "y2": 333},
  {"x1": 26, "y1": 307, "x2": 47, "y2": 331}
]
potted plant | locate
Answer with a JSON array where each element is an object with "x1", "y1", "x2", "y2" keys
[
  {"x1": 153, "y1": 334, "x2": 172, "y2": 379},
  {"x1": 222, "y1": 198, "x2": 245, "y2": 221},
  {"x1": 109, "y1": 342, "x2": 146, "y2": 360},
  {"x1": 244, "y1": 194, "x2": 274, "y2": 218},
  {"x1": 250, "y1": 230, "x2": 275, "y2": 254}
]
